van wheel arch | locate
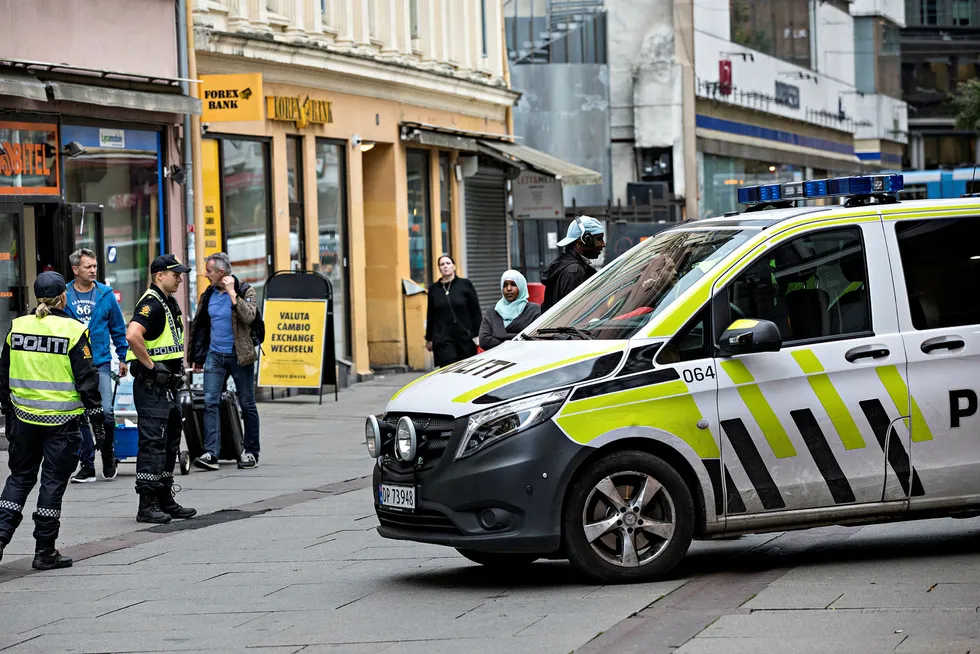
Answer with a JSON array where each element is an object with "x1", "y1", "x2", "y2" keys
[{"x1": 562, "y1": 438, "x2": 709, "y2": 539}]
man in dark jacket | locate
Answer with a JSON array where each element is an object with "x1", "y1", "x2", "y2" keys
[{"x1": 540, "y1": 216, "x2": 605, "y2": 312}]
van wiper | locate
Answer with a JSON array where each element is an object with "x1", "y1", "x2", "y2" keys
[{"x1": 534, "y1": 327, "x2": 594, "y2": 340}]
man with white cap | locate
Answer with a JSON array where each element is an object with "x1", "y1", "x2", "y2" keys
[{"x1": 540, "y1": 215, "x2": 606, "y2": 312}]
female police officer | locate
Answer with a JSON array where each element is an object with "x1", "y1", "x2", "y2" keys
[
  {"x1": 0, "y1": 272, "x2": 104, "y2": 570},
  {"x1": 126, "y1": 254, "x2": 196, "y2": 524}
]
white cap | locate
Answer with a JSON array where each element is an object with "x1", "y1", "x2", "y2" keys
[{"x1": 557, "y1": 216, "x2": 604, "y2": 247}]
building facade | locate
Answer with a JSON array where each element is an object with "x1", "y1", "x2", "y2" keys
[
  {"x1": 902, "y1": 0, "x2": 980, "y2": 168},
  {"x1": 0, "y1": 0, "x2": 197, "y2": 338},
  {"x1": 191, "y1": 0, "x2": 523, "y2": 378},
  {"x1": 506, "y1": 0, "x2": 910, "y2": 224}
]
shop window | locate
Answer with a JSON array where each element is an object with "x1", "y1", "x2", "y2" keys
[
  {"x1": 221, "y1": 138, "x2": 271, "y2": 297},
  {"x1": 438, "y1": 153, "x2": 453, "y2": 259},
  {"x1": 700, "y1": 154, "x2": 802, "y2": 219},
  {"x1": 406, "y1": 150, "x2": 432, "y2": 286},
  {"x1": 923, "y1": 135, "x2": 977, "y2": 169},
  {"x1": 286, "y1": 136, "x2": 306, "y2": 271},
  {"x1": 63, "y1": 126, "x2": 162, "y2": 321},
  {"x1": 953, "y1": 0, "x2": 972, "y2": 25},
  {"x1": 315, "y1": 139, "x2": 349, "y2": 358}
]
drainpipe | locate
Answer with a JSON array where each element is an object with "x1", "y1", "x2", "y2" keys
[{"x1": 176, "y1": 0, "x2": 194, "y2": 304}]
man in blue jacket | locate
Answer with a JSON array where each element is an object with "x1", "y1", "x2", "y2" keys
[{"x1": 65, "y1": 248, "x2": 129, "y2": 483}]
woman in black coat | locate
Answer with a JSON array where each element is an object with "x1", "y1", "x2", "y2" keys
[
  {"x1": 425, "y1": 255, "x2": 482, "y2": 367},
  {"x1": 479, "y1": 269, "x2": 541, "y2": 350}
]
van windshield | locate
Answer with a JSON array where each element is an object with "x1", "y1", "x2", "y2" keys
[{"x1": 527, "y1": 228, "x2": 754, "y2": 340}]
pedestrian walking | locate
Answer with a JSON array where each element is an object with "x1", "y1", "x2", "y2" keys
[
  {"x1": 125, "y1": 254, "x2": 196, "y2": 524},
  {"x1": 65, "y1": 248, "x2": 128, "y2": 484},
  {"x1": 0, "y1": 272, "x2": 104, "y2": 569},
  {"x1": 188, "y1": 252, "x2": 261, "y2": 471},
  {"x1": 425, "y1": 255, "x2": 481, "y2": 368},
  {"x1": 479, "y1": 270, "x2": 541, "y2": 351},
  {"x1": 540, "y1": 216, "x2": 606, "y2": 312}
]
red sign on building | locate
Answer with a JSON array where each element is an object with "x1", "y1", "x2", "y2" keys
[{"x1": 719, "y1": 60, "x2": 733, "y2": 95}]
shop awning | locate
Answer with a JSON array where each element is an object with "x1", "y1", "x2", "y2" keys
[
  {"x1": 48, "y1": 81, "x2": 202, "y2": 116},
  {"x1": 0, "y1": 70, "x2": 48, "y2": 102},
  {"x1": 477, "y1": 140, "x2": 602, "y2": 186}
]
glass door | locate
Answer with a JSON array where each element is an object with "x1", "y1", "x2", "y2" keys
[
  {"x1": 69, "y1": 203, "x2": 106, "y2": 278},
  {"x1": 0, "y1": 202, "x2": 27, "y2": 343}
]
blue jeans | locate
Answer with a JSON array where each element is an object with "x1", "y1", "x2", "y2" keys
[
  {"x1": 79, "y1": 363, "x2": 116, "y2": 468},
  {"x1": 203, "y1": 352, "x2": 260, "y2": 459}
]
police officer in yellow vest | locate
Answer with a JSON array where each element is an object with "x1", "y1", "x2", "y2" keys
[
  {"x1": 0, "y1": 272, "x2": 104, "y2": 570},
  {"x1": 125, "y1": 254, "x2": 196, "y2": 524}
]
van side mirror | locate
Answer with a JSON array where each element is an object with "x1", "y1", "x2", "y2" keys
[{"x1": 717, "y1": 319, "x2": 782, "y2": 356}]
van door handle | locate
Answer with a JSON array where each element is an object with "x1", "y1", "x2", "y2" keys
[
  {"x1": 845, "y1": 344, "x2": 890, "y2": 363},
  {"x1": 920, "y1": 335, "x2": 965, "y2": 354}
]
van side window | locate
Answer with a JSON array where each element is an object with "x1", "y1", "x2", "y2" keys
[
  {"x1": 895, "y1": 218, "x2": 980, "y2": 329},
  {"x1": 727, "y1": 227, "x2": 871, "y2": 342},
  {"x1": 659, "y1": 307, "x2": 711, "y2": 364}
]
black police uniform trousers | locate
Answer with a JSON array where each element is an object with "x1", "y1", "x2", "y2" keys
[
  {"x1": 134, "y1": 379, "x2": 181, "y2": 497},
  {"x1": 0, "y1": 416, "x2": 81, "y2": 549}
]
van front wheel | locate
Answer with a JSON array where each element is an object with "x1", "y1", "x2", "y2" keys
[{"x1": 563, "y1": 450, "x2": 694, "y2": 584}]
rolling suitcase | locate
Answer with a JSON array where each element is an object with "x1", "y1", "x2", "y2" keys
[{"x1": 179, "y1": 388, "x2": 245, "y2": 466}]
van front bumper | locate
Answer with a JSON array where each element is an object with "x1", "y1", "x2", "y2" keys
[{"x1": 373, "y1": 420, "x2": 590, "y2": 554}]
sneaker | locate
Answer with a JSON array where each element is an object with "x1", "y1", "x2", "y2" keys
[
  {"x1": 193, "y1": 453, "x2": 219, "y2": 471},
  {"x1": 237, "y1": 453, "x2": 258, "y2": 469},
  {"x1": 102, "y1": 459, "x2": 118, "y2": 481},
  {"x1": 70, "y1": 467, "x2": 97, "y2": 483}
]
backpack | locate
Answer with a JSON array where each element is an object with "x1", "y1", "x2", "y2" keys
[{"x1": 240, "y1": 283, "x2": 265, "y2": 346}]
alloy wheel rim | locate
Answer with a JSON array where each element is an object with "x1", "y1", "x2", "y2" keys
[{"x1": 581, "y1": 470, "x2": 676, "y2": 568}]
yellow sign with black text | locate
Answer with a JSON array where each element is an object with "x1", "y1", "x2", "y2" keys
[
  {"x1": 258, "y1": 299, "x2": 328, "y2": 389},
  {"x1": 200, "y1": 74, "x2": 264, "y2": 123},
  {"x1": 266, "y1": 95, "x2": 333, "y2": 129}
]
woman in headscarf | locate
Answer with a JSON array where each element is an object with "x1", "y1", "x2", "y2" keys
[
  {"x1": 479, "y1": 270, "x2": 541, "y2": 351},
  {"x1": 425, "y1": 255, "x2": 482, "y2": 367}
]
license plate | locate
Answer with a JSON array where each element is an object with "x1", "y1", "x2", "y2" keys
[{"x1": 379, "y1": 483, "x2": 416, "y2": 510}]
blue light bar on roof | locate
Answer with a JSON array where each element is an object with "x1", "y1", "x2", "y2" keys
[{"x1": 736, "y1": 174, "x2": 904, "y2": 206}]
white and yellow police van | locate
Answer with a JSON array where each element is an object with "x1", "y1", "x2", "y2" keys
[{"x1": 365, "y1": 174, "x2": 980, "y2": 583}]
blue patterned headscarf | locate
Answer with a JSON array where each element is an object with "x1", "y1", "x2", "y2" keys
[{"x1": 494, "y1": 270, "x2": 529, "y2": 326}]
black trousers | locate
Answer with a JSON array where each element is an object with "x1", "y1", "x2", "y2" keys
[
  {"x1": 0, "y1": 416, "x2": 81, "y2": 548},
  {"x1": 134, "y1": 380, "x2": 181, "y2": 496}
]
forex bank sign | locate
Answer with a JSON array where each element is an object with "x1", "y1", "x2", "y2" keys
[{"x1": 199, "y1": 74, "x2": 265, "y2": 122}]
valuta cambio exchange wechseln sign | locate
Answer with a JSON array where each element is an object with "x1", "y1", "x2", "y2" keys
[{"x1": 258, "y1": 299, "x2": 329, "y2": 389}]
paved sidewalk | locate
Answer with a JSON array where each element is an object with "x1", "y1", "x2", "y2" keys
[{"x1": 0, "y1": 373, "x2": 410, "y2": 569}]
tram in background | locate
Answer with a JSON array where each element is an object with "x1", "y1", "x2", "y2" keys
[{"x1": 892, "y1": 167, "x2": 980, "y2": 199}]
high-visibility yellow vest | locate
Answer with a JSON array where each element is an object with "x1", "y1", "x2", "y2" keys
[
  {"x1": 7, "y1": 313, "x2": 86, "y2": 426},
  {"x1": 126, "y1": 288, "x2": 184, "y2": 362}
]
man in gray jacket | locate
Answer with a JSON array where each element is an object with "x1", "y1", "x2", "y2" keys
[{"x1": 188, "y1": 253, "x2": 260, "y2": 470}]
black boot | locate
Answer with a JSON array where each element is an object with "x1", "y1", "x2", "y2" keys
[
  {"x1": 136, "y1": 493, "x2": 172, "y2": 524},
  {"x1": 101, "y1": 422, "x2": 117, "y2": 480},
  {"x1": 33, "y1": 547, "x2": 72, "y2": 570},
  {"x1": 158, "y1": 483, "x2": 196, "y2": 519}
]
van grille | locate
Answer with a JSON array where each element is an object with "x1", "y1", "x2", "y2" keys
[
  {"x1": 377, "y1": 507, "x2": 461, "y2": 535},
  {"x1": 383, "y1": 413, "x2": 456, "y2": 471}
]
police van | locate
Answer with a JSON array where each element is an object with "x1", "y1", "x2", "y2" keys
[{"x1": 365, "y1": 174, "x2": 980, "y2": 583}]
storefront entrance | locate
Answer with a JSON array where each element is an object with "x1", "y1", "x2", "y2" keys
[{"x1": 0, "y1": 200, "x2": 106, "y2": 339}]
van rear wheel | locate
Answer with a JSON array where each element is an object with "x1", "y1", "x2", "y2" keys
[
  {"x1": 456, "y1": 549, "x2": 539, "y2": 568},
  {"x1": 563, "y1": 450, "x2": 694, "y2": 584}
]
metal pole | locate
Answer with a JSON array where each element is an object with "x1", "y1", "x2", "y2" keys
[{"x1": 176, "y1": 0, "x2": 194, "y2": 268}]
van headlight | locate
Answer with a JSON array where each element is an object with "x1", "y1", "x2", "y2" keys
[
  {"x1": 395, "y1": 416, "x2": 417, "y2": 461},
  {"x1": 365, "y1": 415, "x2": 381, "y2": 458},
  {"x1": 455, "y1": 390, "x2": 569, "y2": 460}
]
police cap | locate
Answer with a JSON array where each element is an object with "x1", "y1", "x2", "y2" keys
[
  {"x1": 150, "y1": 254, "x2": 192, "y2": 274},
  {"x1": 34, "y1": 271, "x2": 66, "y2": 298}
]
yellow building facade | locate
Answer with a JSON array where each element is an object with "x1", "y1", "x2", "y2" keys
[{"x1": 191, "y1": 0, "x2": 519, "y2": 381}]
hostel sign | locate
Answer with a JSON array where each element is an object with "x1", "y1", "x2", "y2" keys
[
  {"x1": 266, "y1": 95, "x2": 333, "y2": 129},
  {"x1": 0, "y1": 121, "x2": 60, "y2": 195},
  {"x1": 200, "y1": 74, "x2": 265, "y2": 123}
]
